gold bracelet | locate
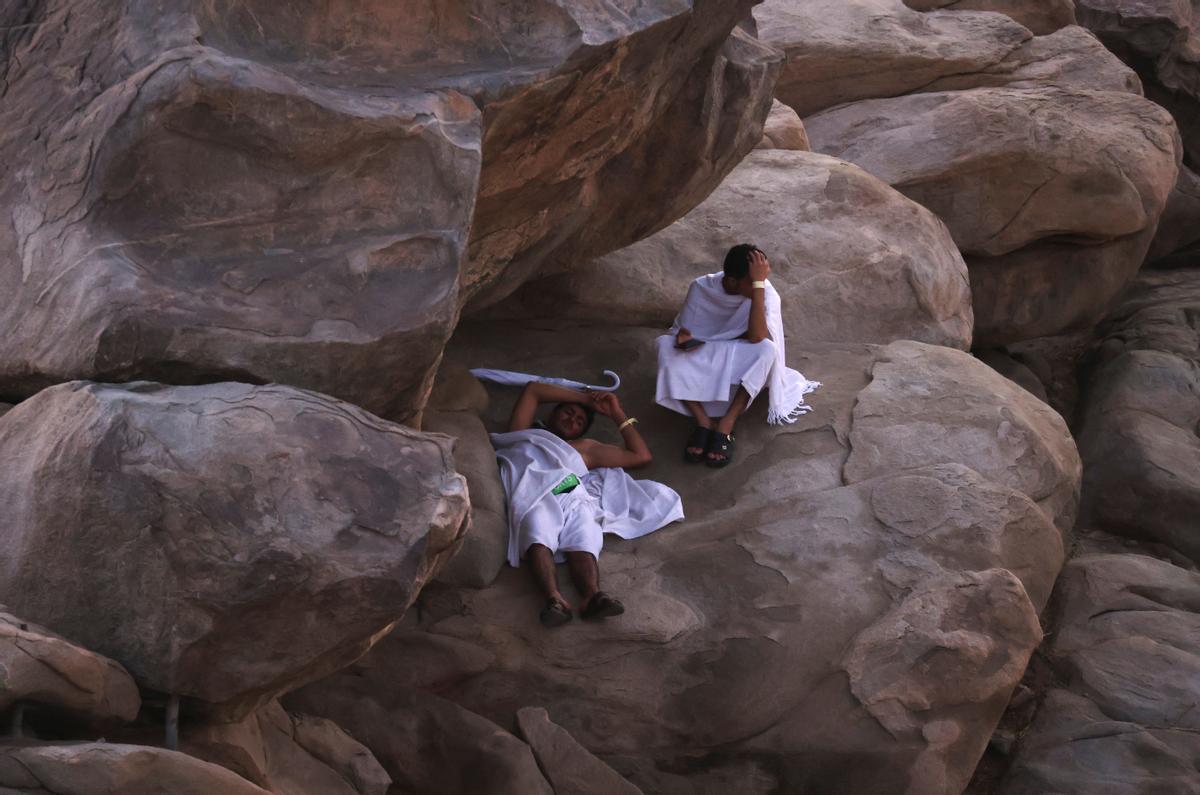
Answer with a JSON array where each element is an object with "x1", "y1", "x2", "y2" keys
[{"x1": 618, "y1": 417, "x2": 638, "y2": 431}]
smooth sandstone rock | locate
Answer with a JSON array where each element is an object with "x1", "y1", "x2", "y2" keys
[
  {"x1": 186, "y1": 700, "x2": 391, "y2": 795},
  {"x1": 755, "y1": 0, "x2": 1031, "y2": 117},
  {"x1": 1076, "y1": 270, "x2": 1200, "y2": 562},
  {"x1": 905, "y1": 0, "x2": 1077, "y2": 35},
  {"x1": 999, "y1": 553, "x2": 1200, "y2": 794},
  {"x1": 0, "y1": 743, "x2": 270, "y2": 795},
  {"x1": 1147, "y1": 164, "x2": 1200, "y2": 263},
  {"x1": 845, "y1": 341, "x2": 1080, "y2": 533},
  {"x1": 286, "y1": 675, "x2": 553, "y2": 795},
  {"x1": 808, "y1": 87, "x2": 1180, "y2": 343},
  {"x1": 0, "y1": 1, "x2": 775, "y2": 422},
  {"x1": 918, "y1": 25, "x2": 1141, "y2": 94},
  {"x1": 755, "y1": 99, "x2": 811, "y2": 151},
  {"x1": 0, "y1": 608, "x2": 140, "y2": 724},
  {"x1": 974, "y1": 349, "x2": 1050, "y2": 403},
  {"x1": 425, "y1": 410, "x2": 509, "y2": 589},
  {"x1": 495, "y1": 150, "x2": 974, "y2": 350},
  {"x1": 376, "y1": 320, "x2": 1080, "y2": 793},
  {"x1": 0, "y1": 381, "x2": 470, "y2": 719},
  {"x1": 516, "y1": 707, "x2": 644, "y2": 795}
]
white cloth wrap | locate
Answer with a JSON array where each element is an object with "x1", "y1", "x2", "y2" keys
[
  {"x1": 491, "y1": 429, "x2": 684, "y2": 566},
  {"x1": 656, "y1": 272, "x2": 820, "y2": 424}
]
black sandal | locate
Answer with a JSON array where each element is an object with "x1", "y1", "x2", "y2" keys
[
  {"x1": 706, "y1": 433, "x2": 736, "y2": 468},
  {"x1": 684, "y1": 426, "x2": 713, "y2": 463},
  {"x1": 539, "y1": 598, "x2": 573, "y2": 628},
  {"x1": 581, "y1": 591, "x2": 625, "y2": 620}
]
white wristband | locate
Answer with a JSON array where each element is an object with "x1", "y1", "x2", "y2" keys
[{"x1": 751, "y1": 280, "x2": 767, "y2": 289}]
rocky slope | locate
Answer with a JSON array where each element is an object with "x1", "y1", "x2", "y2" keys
[{"x1": 2, "y1": 1, "x2": 1199, "y2": 793}]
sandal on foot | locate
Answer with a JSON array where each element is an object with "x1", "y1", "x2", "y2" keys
[
  {"x1": 684, "y1": 426, "x2": 713, "y2": 463},
  {"x1": 539, "y1": 598, "x2": 573, "y2": 628},
  {"x1": 706, "y1": 433, "x2": 736, "y2": 468},
  {"x1": 582, "y1": 591, "x2": 625, "y2": 620}
]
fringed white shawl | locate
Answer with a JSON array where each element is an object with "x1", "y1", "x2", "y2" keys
[{"x1": 674, "y1": 273, "x2": 819, "y2": 425}]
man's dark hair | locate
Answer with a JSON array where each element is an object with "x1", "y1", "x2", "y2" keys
[{"x1": 723, "y1": 243, "x2": 759, "y2": 280}]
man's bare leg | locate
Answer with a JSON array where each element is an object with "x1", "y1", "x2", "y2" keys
[
  {"x1": 567, "y1": 551, "x2": 624, "y2": 618},
  {"x1": 683, "y1": 400, "x2": 712, "y2": 458},
  {"x1": 710, "y1": 386, "x2": 752, "y2": 462},
  {"x1": 528, "y1": 544, "x2": 570, "y2": 609},
  {"x1": 565, "y1": 551, "x2": 600, "y2": 605}
]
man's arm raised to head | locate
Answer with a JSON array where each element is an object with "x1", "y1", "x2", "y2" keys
[
  {"x1": 508, "y1": 381, "x2": 590, "y2": 432},
  {"x1": 745, "y1": 250, "x2": 772, "y2": 343},
  {"x1": 572, "y1": 393, "x2": 653, "y2": 470}
]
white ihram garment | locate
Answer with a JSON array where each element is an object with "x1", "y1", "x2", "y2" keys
[
  {"x1": 491, "y1": 429, "x2": 684, "y2": 567},
  {"x1": 655, "y1": 273, "x2": 820, "y2": 424}
]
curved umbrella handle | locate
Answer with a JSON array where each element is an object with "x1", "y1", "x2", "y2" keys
[{"x1": 586, "y1": 370, "x2": 621, "y2": 392}]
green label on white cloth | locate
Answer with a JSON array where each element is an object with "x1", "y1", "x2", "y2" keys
[{"x1": 551, "y1": 473, "x2": 580, "y2": 495}]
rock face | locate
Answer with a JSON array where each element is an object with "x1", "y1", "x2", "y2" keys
[
  {"x1": 186, "y1": 700, "x2": 391, "y2": 795},
  {"x1": 286, "y1": 658, "x2": 555, "y2": 795},
  {"x1": 0, "y1": 381, "x2": 470, "y2": 719},
  {"x1": 1076, "y1": 270, "x2": 1200, "y2": 563},
  {"x1": 424, "y1": 410, "x2": 510, "y2": 589},
  {"x1": 0, "y1": 1, "x2": 776, "y2": 421},
  {"x1": 328, "y1": 319, "x2": 1082, "y2": 794},
  {"x1": 0, "y1": 743, "x2": 271, "y2": 795},
  {"x1": 0, "y1": 608, "x2": 140, "y2": 725},
  {"x1": 516, "y1": 707, "x2": 644, "y2": 795},
  {"x1": 904, "y1": 0, "x2": 1076, "y2": 36},
  {"x1": 755, "y1": 0, "x2": 1032, "y2": 117},
  {"x1": 495, "y1": 150, "x2": 974, "y2": 351},
  {"x1": 808, "y1": 86, "x2": 1180, "y2": 344},
  {"x1": 755, "y1": 99, "x2": 810, "y2": 151},
  {"x1": 1148, "y1": 164, "x2": 1200, "y2": 265},
  {"x1": 998, "y1": 553, "x2": 1200, "y2": 794}
]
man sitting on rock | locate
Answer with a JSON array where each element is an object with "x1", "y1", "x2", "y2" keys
[
  {"x1": 656, "y1": 244, "x2": 818, "y2": 466},
  {"x1": 492, "y1": 383, "x2": 683, "y2": 627}
]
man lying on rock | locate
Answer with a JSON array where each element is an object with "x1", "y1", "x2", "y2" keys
[
  {"x1": 656, "y1": 244, "x2": 818, "y2": 466},
  {"x1": 492, "y1": 383, "x2": 683, "y2": 627}
]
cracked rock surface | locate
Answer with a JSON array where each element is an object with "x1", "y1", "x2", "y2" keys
[
  {"x1": 286, "y1": 321, "x2": 1080, "y2": 794},
  {"x1": 0, "y1": 381, "x2": 470, "y2": 720},
  {"x1": 1077, "y1": 269, "x2": 1200, "y2": 563},
  {"x1": 0, "y1": 0, "x2": 775, "y2": 421},
  {"x1": 0, "y1": 608, "x2": 140, "y2": 725},
  {"x1": 998, "y1": 552, "x2": 1200, "y2": 794},
  {"x1": 492, "y1": 150, "x2": 975, "y2": 351}
]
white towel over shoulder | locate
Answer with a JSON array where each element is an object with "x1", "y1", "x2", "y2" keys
[
  {"x1": 663, "y1": 273, "x2": 819, "y2": 424},
  {"x1": 490, "y1": 429, "x2": 684, "y2": 566}
]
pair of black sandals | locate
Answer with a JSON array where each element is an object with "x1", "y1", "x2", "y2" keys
[
  {"x1": 540, "y1": 592, "x2": 625, "y2": 628},
  {"x1": 684, "y1": 426, "x2": 735, "y2": 468}
]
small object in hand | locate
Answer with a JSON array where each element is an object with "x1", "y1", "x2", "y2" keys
[{"x1": 677, "y1": 338, "x2": 705, "y2": 351}]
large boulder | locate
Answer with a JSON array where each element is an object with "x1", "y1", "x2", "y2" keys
[
  {"x1": 493, "y1": 150, "x2": 974, "y2": 351},
  {"x1": 0, "y1": 743, "x2": 270, "y2": 794},
  {"x1": 808, "y1": 86, "x2": 1181, "y2": 343},
  {"x1": 0, "y1": 608, "x2": 140, "y2": 725},
  {"x1": 516, "y1": 707, "x2": 644, "y2": 795},
  {"x1": 998, "y1": 553, "x2": 1200, "y2": 794},
  {"x1": 286, "y1": 673, "x2": 554, "y2": 795},
  {"x1": 905, "y1": 0, "x2": 1076, "y2": 35},
  {"x1": 0, "y1": 1, "x2": 777, "y2": 422},
  {"x1": 754, "y1": 0, "x2": 1032, "y2": 117},
  {"x1": 1148, "y1": 164, "x2": 1200, "y2": 264},
  {"x1": 0, "y1": 381, "x2": 470, "y2": 719},
  {"x1": 342, "y1": 319, "x2": 1081, "y2": 793},
  {"x1": 186, "y1": 700, "x2": 391, "y2": 795},
  {"x1": 917, "y1": 25, "x2": 1141, "y2": 94},
  {"x1": 424, "y1": 410, "x2": 510, "y2": 589},
  {"x1": 755, "y1": 99, "x2": 810, "y2": 151},
  {"x1": 1076, "y1": 269, "x2": 1200, "y2": 562}
]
